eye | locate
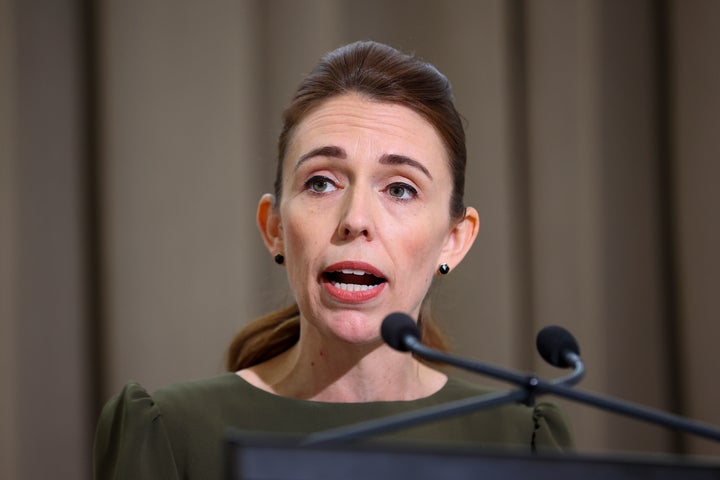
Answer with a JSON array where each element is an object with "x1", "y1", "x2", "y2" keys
[
  {"x1": 305, "y1": 175, "x2": 337, "y2": 194},
  {"x1": 386, "y1": 182, "x2": 417, "y2": 200}
]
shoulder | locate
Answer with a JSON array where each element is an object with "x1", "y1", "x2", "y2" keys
[
  {"x1": 96, "y1": 381, "x2": 163, "y2": 431},
  {"x1": 97, "y1": 372, "x2": 275, "y2": 438},
  {"x1": 94, "y1": 382, "x2": 181, "y2": 479},
  {"x1": 96, "y1": 373, "x2": 243, "y2": 423},
  {"x1": 99, "y1": 372, "x2": 241, "y2": 407},
  {"x1": 437, "y1": 375, "x2": 574, "y2": 451},
  {"x1": 152, "y1": 373, "x2": 243, "y2": 406},
  {"x1": 94, "y1": 373, "x2": 245, "y2": 479},
  {"x1": 144, "y1": 373, "x2": 254, "y2": 429}
]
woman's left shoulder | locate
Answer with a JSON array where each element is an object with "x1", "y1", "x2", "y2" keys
[
  {"x1": 442, "y1": 375, "x2": 574, "y2": 451},
  {"x1": 151, "y1": 372, "x2": 245, "y2": 416}
]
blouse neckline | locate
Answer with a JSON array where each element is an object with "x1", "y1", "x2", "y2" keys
[{"x1": 226, "y1": 371, "x2": 462, "y2": 408}]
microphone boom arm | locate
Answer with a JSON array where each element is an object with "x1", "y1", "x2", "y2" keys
[
  {"x1": 406, "y1": 336, "x2": 539, "y2": 389},
  {"x1": 407, "y1": 334, "x2": 720, "y2": 443},
  {"x1": 534, "y1": 377, "x2": 720, "y2": 443}
]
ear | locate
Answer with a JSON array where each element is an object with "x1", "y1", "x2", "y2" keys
[
  {"x1": 257, "y1": 193, "x2": 283, "y2": 255},
  {"x1": 438, "y1": 206, "x2": 480, "y2": 273}
]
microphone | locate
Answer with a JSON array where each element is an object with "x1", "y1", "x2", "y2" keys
[
  {"x1": 536, "y1": 325, "x2": 580, "y2": 368},
  {"x1": 381, "y1": 312, "x2": 422, "y2": 351},
  {"x1": 536, "y1": 325, "x2": 585, "y2": 386}
]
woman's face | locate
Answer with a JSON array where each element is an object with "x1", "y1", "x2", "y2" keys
[{"x1": 262, "y1": 93, "x2": 476, "y2": 345}]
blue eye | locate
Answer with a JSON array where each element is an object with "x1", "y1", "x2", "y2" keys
[
  {"x1": 387, "y1": 183, "x2": 417, "y2": 200},
  {"x1": 305, "y1": 176, "x2": 337, "y2": 193}
]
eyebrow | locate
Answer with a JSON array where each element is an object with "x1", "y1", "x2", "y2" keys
[
  {"x1": 295, "y1": 145, "x2": 346, "y2": 169},
  {"x1": 294, "y1": 145, "x2": 433, "y2": 180},
  {"x1": 379, "y1": 153, "x2": 432, "y2": 180}
]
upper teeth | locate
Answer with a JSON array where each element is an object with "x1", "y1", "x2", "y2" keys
[{"x1": 341, "y1": 269, "x2": 369, "y2": 275}]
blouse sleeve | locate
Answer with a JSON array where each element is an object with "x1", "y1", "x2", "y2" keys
[
  {"x1": 531, "y1": 402, "x2": 575, "y2": 452},
  {"x1": 93, "y1": 383, "x2": 180, "y2": 480}
]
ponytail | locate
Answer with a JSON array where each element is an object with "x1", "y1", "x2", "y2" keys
[{"x1": 226, "y1": 303, "x2": 300, "y2": 371}]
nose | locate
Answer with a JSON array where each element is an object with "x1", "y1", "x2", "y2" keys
[{"x1": 337, "y1": 185, "x2": 374, "y2": 241}]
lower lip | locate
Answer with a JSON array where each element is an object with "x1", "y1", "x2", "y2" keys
[{"x1": 322, "y1": 280, "x2": 386, "y2": 303}]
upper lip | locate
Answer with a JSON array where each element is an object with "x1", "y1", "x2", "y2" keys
[{"x1": 323, "y1": 261, "x2": 387, "y2": 281}]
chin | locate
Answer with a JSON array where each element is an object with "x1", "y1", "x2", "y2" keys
[
  {"x1": 336, "y1": 331, "x2": 383, "y2": 347},
  {"x1": 323, "y1": 311, "x2": 385, "y2": 345}
]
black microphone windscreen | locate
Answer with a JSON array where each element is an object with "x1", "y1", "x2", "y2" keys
[
  {"x1": 536, "y1": 325, "x2": 580, "y2": 368},
  {"x1": 381, "y1": 313, "x2": 421, "y2": 352}
]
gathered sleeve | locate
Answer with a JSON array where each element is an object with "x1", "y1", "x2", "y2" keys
[
  {"x1": 531, "y1": 402, "x2": 575, "y2": 452},
  {"x1": 93, "y1": 383, "x2": 180, "y2": 480}
]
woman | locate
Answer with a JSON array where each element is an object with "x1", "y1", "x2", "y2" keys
[{"x1": 94, "y1": 40, "x2": 572, "y2": 480}]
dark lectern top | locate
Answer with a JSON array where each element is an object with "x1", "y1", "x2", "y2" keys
[{"x1": 225, "y1": 432, "x2": 720, "y2": 480}]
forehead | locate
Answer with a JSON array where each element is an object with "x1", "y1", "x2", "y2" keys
[{"x1": 285, "y1": 93, "x2": 448, "y2": 164}]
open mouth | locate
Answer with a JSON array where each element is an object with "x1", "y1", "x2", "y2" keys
[{"x1": 323, "y1": 268, "x2": 387, "y2": 292}]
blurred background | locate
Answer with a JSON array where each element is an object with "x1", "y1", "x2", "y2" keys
[{"x1": 2, "y1": 0, "x2": 719, "y2": 478}]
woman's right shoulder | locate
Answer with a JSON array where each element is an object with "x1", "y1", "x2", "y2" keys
[
  {"x1": 150, "y1": 373, "x2": 247, "y2": 412},
  {"x1": 94, "y1": 382, "x2": 176, "y2": 479},
  {"x1": 93, "y1": 373, "x2": 248, "y2": 479},
  {"x1": 97, "y1": 381, "x2": 159, "y2": 427},
  {"x1": 96, "y1": 373, "x2": 249, "y2": 441},
  {"x1": 101, "y1": 372, "x2": 241, "y2": 409}
]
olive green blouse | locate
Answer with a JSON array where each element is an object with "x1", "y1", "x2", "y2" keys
[{"x1": 93, "y1": 373, "x2": 572, "y2": 479}]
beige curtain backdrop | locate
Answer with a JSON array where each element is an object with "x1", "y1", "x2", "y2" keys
[{"x1": 2, "y1": 0, "x2": 719, "y2": 478}]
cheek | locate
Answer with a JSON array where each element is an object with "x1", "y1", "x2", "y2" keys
[
  {"x1": 396, "y1": 224, "x2": 447, "y2": 274},
  {"x1": 283, "y1": 222, "x2": 309, "y2": 264},
  {"x1": 281, "y1": 206, "x2": 324, "y2": 277}
]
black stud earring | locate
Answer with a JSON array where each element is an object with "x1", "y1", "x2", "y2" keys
[
  {"x1": 274, "y1": 254, "x2": 285, "y2": 265},
  {"x1": 438, "y1": 263, "x2": 450, "y2": 275}
]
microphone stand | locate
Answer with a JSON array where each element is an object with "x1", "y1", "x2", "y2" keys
[{"x1": 407, "y1": 337, "x2": 720, "y2": 443}]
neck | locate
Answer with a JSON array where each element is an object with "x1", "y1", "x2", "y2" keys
[{"x1": 241, "y1": 323, "x2": 446, "y2": 402}]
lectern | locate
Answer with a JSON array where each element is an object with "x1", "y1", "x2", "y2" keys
[{"x1": 225, "y1": 432, "x2": 720, "y2": 480}]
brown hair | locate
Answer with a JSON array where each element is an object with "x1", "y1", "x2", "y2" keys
[{"x1": 227, "y1": 41, "x2": 466, "y2": 371}]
